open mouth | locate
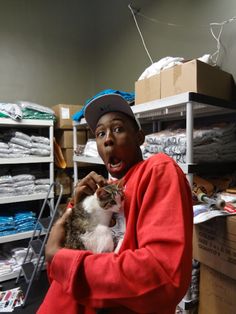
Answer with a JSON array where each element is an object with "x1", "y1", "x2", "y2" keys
[
  {"x1": 110, "y1": 161, "x2": 122, "y2": 168},
  {"x1": 109, "y1": 157, "x2": 122, "y2": 168},
  {"x1": 108, "y1": 157, "x2": 124, "y2": 173}
]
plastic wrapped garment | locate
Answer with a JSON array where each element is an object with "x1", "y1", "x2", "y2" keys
[
  {"x1": 0, "y1": 130, "x2": 51, "y2": 158},
  {"x1": 142, "y1": 123, "x2": 236, "y2": 163},
  {"x1": 13, "y1": 174, "x2": 35, "y2": 182},
  {"x1": 34, "y1": 184, "x2": 50, "y2": 193},
  {"x1": 0, "y1": 101, "x2": 55, "y2": 121},
  {"x1": 31, "y1": 135, "x2": 50, "y2": 145},
  {"x1": 138, "y1": 54, "x2": 212, "y2": 80},
  {"x1": 18, "y1": 101, "x2": 55, "y2": 115},
  {"x1": 83, "y1": 139, "x2": 99, "y2": 157},
  {"x1": 21, "y1": 108, "x2": 55, "y2": 120},
  {"x1": 35, "y1": 178, "x2": 50, "y2": 185},
  {"x1": 0, "y1": 102, "x2": 22, "y2": 120},
  {"x1": 138, "y1": 56, "x2": 184, "y2": 80},
  {"x1": 0, "y1": 210, "x2": 38, "y2": 236}
]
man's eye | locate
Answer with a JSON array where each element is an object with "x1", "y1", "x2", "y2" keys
[
  {"x1": 96, "y1": 131, "x2": 105, "y2": 138},
  {"x1": 114, "y1": 127, "x2": 122, "y2": 133}
]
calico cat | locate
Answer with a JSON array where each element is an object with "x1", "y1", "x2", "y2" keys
[{"x1": 64, "y1": 182, "x2": 124, "y2": 253}]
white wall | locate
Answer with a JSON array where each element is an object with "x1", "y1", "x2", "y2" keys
[
  {"x1": 0, "y1": 0, "x2": 94, "y2": 106},
  {"x1": 0, "y1": 0, "x2": 235, "y2": 106}
]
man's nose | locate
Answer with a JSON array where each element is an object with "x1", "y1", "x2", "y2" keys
[{"x1": 104, "y1": 130, "x2": 114, "y2": 146}]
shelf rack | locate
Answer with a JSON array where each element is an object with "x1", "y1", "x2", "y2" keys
[
  {"x1": 0, "y1": 118, "x2": 54, "y2": 282},
  {"x1": 73, "y1": 92, "x2": 236, "y2": 184}
]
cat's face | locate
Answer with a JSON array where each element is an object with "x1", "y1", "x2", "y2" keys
[{"x1": 96, "y1": 183, "x2": 124, "y2": 213}]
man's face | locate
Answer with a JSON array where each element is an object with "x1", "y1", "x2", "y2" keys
[{"x1": 95, "y1": 112, "x2": 144, "y2": 179}]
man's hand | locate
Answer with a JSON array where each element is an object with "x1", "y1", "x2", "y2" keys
[
  {"x1": 45, "y1": 208, "x2": 72, "y2": 262},
  {"x1": 73, "y1": 171, "x2": 107, "y2": 204}
]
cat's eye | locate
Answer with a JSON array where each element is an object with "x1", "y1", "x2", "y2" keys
[{"x1": 109, "y1": 200, "x2": 116, "y2": 205}]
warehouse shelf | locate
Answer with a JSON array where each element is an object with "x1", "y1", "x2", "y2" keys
[
  {"x1": 0, "y1": 230, "x2": 46, "y2": 244},
  {"x1": 0, "y1": 156, "x2": 53, "y2": 164},
  {"x1": 73, "y1": 92, "x2": 236, "y2": 184},
  {"x1": 73, "y1": 155, "x2": 104, "y2": 165},
  {"x1": 0, "y1": 118, "x2": 54, "y2": 282},
  {"x1": 0, "y1": 192, "x2": 54, "y2": 204},
  {"x1": 0, "y1": 118, "x2": 54, "y2": 127},
  {"x1": 74, "y1": 92, "x2": 235, "y2": 127}
]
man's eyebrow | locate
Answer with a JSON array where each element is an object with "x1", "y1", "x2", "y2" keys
[{"x1": 96, "y1": 118, "x2": 125, "y2": 129}]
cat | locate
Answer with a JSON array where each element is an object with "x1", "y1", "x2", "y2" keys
[{"x1": 64, "y1": 182, "x2": 124, "y2": 253}]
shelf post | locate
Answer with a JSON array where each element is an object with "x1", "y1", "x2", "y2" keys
[
  {"x1": 186, "y1": 101, "x2": 193, "y2": 186},
  {"x1": 73, "y1": 122, "x2": 78, "y2": 186}
]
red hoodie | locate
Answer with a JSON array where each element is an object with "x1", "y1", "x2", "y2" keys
[{"x1": 37, "y1": 153, "x2": 193, "y2": 314}]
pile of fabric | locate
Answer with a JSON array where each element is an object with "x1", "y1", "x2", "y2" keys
[
  {"x1": 0, "y1": 101, "x2": 55, "y2": 121},
  {"x1": 142, "y1": 123, "x2": 236, "y2": 163},
  {"x1": 72, "y1": 89, "x2": 135, "y2": 122},
  {"x1": 0, "y1": 209, "x2": 39, "y2": 236},
  {"x1": 0, "y1": 174, "x2": 50, "y2": 198},
  {"x1": 0, "y1": 131, "x2": 51, "y2": 158},
  {"x1": 0, "y1": 245, "x2": 43, "y2": 277}
]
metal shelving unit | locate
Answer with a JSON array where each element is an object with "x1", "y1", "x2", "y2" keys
[
  {"x1": 0, "y1": 118, "x2": 54, "y2": 282},
  {"x1": 73, "y1": 92, "x2": 236, "y2": 184}
]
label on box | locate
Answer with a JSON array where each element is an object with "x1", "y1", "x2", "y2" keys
[
  {"x1": 60, "y1": 108, "x2": 70, "y2": 119},
  {"x1": 193, "y1": 220, "x2": 236, "y2": 279}
]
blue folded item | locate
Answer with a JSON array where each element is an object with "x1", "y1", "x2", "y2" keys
[{"x1": 72, "y1": 89, "x2": 135, "y2": 122}]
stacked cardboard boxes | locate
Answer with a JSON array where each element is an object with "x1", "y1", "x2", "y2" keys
[
  {"x1": 193, "y1": 216, "x2": 236, "y2": 280},
  {"x1": 52, "y1": 104, "x2": 83, "y2": 129},
  {"x1": 55, "y1": 129, "x2": 87, "y2": 167},
  {"x1": 135, "y1": 59, "x2": 235, "y2": 104},
  {"x1": 193, "y1": 216, "x2": 236, "y2": 313},
  {"x1": 52, "y1": 104, "x2": 87, "y2": 168},
  {"x1": 198, "y1": 264, "x2": 236, "y2": 314}
]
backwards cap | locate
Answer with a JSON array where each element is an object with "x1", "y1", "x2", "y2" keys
[{"x1": 84, "y1": 93, "x2": 140, "y2": 133}]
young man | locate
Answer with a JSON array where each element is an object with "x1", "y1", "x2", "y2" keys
[{"x1": 38, "y1": 94, "x2": 193, "y2": 314}]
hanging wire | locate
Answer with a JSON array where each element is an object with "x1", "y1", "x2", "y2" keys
[
  {"x1": 128, "y1": 5, "x2": 236, "y2": 67},
  {"x1": 135, "y1": 11, "x2": 185, "y2": 28},
  {"x1": 128, "y1": 4, "x2": 154, "y2": 65},
  {"x1": 209, "y1": 16, "x2": 236, "y2": 65}
]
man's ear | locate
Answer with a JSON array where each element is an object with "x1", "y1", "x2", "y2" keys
[{"x1": 137, "y1": 129, "x2": 145, "y2": 146}]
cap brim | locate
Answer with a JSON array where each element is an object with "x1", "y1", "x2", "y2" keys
[{"x1": 84, "y1": 94, "x2": 138, "y2": 133}]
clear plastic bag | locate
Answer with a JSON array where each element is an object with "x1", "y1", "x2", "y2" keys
[
  {"x1": 13, "y1": 174, "x2": 35, "y2": 182},
  {"x1": 31, "y1": 135, "x2": 50, "y2": 145}
]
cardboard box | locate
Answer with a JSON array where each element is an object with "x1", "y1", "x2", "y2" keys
[
  {"x1": 193, "y1": 216, "x2": 236, "y2": 280},
  {"x1": 55, "y1": 130, "x2": 87, "y2": 148},
  {"x1": 198, "y1": 264, "x2": 236, "y2": 314},
  {"x1": 161, "y1": 59, "x2": 234, "y2": 100},
  {"x1": 135, "y1": 74, "x2": 161, "y2": 105},
  {"x1": 52, "y1": 104, "x2": 83, "y2": 129},
  {"x1": 135, "y1": 59, "x2": 234, "y2": 104},
  {"x1": 62, "y1": 148, "x2": 73, "y2": 168}
]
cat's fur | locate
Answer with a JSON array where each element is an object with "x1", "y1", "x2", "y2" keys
[{"x1": 64, "y1": 182, "x2": 124, "y2": 253}]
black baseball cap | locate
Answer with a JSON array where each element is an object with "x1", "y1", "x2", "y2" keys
[{"x1": 84, "y1": 93, "x2": 141, "y2": 133}]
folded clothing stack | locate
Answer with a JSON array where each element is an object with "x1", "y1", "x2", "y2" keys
[
  {"x1": 142, "y1": 123, "x2": 236, "y2": 163},
  {"x1": 0, "y1": 209, "x2": 39, "y2": 237},
  {"x1": 0, "y1": 130, "x2": 51, "y2": 158}
]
